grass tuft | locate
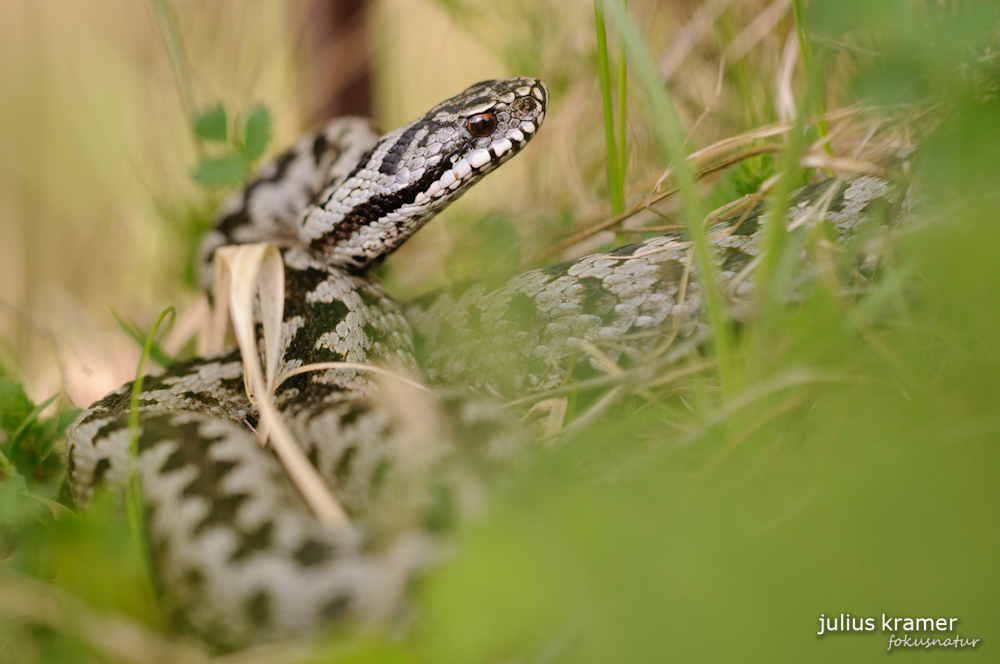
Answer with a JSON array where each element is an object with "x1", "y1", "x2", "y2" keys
[
  {"x1": 601, "y1": 0, "x2": 735, "y2": 399},
  {"x1": 125, "y1": 307, "x2": 175, "y2": 602}
]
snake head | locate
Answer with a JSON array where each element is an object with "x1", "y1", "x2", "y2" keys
[
  {"x1": 409, "y1": 77, "x2": 549, "y2": 202},
  {"x1": 301, "y1": 78, "x2": 548, "y2": 271}
]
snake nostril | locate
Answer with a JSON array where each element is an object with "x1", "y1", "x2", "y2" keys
[{"x1": 511, "y1": 96, "x2": 540, "y2": 118}]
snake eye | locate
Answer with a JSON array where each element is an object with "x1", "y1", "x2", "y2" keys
[{"x1": 467, "y1": 112, "x2": 497, "y2": 138}]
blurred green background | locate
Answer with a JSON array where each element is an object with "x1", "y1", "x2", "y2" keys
[{"x1": 1, "y1": 0, "x2": 998, "y2": 661}]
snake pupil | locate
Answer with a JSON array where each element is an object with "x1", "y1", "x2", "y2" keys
[{"x1": 467, "y1": 112, "x2": 497, "y2": 138}]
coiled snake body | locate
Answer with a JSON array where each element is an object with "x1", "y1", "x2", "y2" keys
[
  {"x1": 67, "y1": 79, "x2": 547, "y2": 647},
  {"x1": 65, "y1": 77, "x2": 899, "y2": 647}
]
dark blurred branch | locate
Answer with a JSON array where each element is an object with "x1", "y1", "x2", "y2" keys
[{"x1": 298, "y1": 0, "x2": 374, "y2": 122}]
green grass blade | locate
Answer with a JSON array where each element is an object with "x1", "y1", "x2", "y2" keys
[
  {"x1": 111, "y1": 309, "x2": 175, "y2": 368},
  {"x1": 616, "y1": 0, "x2": 627, "y2": 198},
  {"x1": 8, "y1": 394, "x2": 59, "y2": 450},
  {"x1": 792, "y1": 0, "x2": 832, "y2": 160},
  {"x1": 755, "y1": 123, "x2": 804, "y2": 323},
  {"x1": 125, "y1": 307, "x2": 175, "y2": 594},
  {"x1": 594, "y1": 0, "x2": 624, "y2": 218},
  {"x1": 150, "y1": 0, "x2": 196, "y2": 132},
  {"x1": 602, "y1": 1, "x2": 735, "y2": 399},
  {"x1": 756, "y1": 48, "x2": 830, "y2": 323}
]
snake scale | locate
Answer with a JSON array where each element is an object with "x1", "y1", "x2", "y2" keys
[{"x1": 65, "y1": 78, "x2": 901, "y2": 648}]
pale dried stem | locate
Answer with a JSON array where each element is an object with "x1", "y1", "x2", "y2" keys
[
  {"x1": 786, "y1": 177, "x2": 843, "y2": 232},
  {"x1": 648, "y1": 245, "x2": 695, "y2": 360},
  {"x1": 726, "y1": 254, "x2": 763, "y2": 297},
  {"x1": 673, "y1": 0, "x2": 792, "y2": 103},
  {"x1": 721, "y1": 172, "x2": 782, "y2": 237},
  {"x1": 161, "y1": 295, "x2": 210, "y2": 357},
  {"x1": 799, "y1": 153, "x2": 885, "y2": 176},
  {"x1": 255, "y1": 397, "x2": 352, "y2": 531},
  {"x1": 505, "y1": 329, "x2": 712, "y2": 409},
  {"x1": 659, "y1": 0, "x2": 734, "y2": 81},
  {"x1": 697, "y1": 368, "x2": 858, "y2": 432},
  {"x1": 579, "y1": 338, "x2": 655, "y2": 400},
  {"x1": 724, "y1": 0, "x2": 792, "y2": 62},
  {"x1": 212, "y1": 244, "x2": 351, "y2": 532},
  {"x1": 852, "y1": 119, "x2": 883, "y2": 160},
  {"x1": 686, "y1": 106, "x2": 863, "y2": 163},
  {"x1": 776, "y1": 28, "x2": 799, "y2": 124},
  {"x1": 549, "y1": 384, "x2": 626, "y2": 444},
  {"x1": 542, "y1": 133, "x2": 880, "y2": 263},
  {"x1": 683, "y1": 55, "x2": 726, "y2": 146},
  {"x1": 577, "y1": 339, "x2": 624, "y2": 376},
  {"x1": 534, "y1": 109, "x2": 877, "y2": 263},
  {"x1": 643, "y1": 359, "x2": 717, "y2": 390},
  {"x1": 618, "y1": 225, "x2": 685, "y2": 235}
]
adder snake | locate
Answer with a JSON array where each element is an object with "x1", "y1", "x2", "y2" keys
[{"x1": 65, "y1": 78, "x2": 900, "y2": 648}]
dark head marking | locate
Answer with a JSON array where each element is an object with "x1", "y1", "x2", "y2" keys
[{"x1": 300, "y1": 77, "x2": 548, "y2": 272}]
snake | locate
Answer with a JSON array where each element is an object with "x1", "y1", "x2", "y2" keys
[{"x1": 64, "y1": 77, "x2": 903, "y2": 649}]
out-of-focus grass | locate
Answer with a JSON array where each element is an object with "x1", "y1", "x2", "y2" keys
[
  {"x1": 2, "y1": 0, "x2": 999, "y2": 662},
  {"x1": 0, "y1": 0, "x2": 310, "y2": 407},
  {"x1": 399, "y1": 3, "x2": 999, "y2": 663},
  {"x1": 593, "y1": 0, "x2": 628, "y2": 220}
]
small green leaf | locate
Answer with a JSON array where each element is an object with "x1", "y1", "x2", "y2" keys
[
  {"x1": 243, "y1": 105, "x2": 272, "y2": 161},
  {"x1": 9, "y1": 394, "x2": 58, "y2": 449},
  {"x1": 0, "y1": 378, "x2": 34, "y2": 438},
  {"x1": 194, "y1": 104, "x2": 228, "y2": 143},
  {"x1": 193, "y1": 154, "x2": 250, "y2": 188}
]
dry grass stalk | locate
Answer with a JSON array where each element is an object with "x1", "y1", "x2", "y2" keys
[
  {"x1": 212, "y1": 244, "x2": 350, "y2": 532},
  {"x1": 659, "y1": 0, "x2": 734, "y2": 82},
  {"x1": 210, "y1": 244, "x2": 438, "y2": 531}
]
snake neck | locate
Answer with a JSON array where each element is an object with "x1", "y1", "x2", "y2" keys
[{"x1": 299, "y1": 77, "x2": 548, "y2": 273}]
